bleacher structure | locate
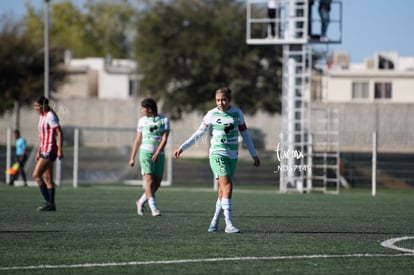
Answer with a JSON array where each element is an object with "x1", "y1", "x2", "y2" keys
[{"x1": 246, "y1": 0, "x2": 342, "y2": 193}]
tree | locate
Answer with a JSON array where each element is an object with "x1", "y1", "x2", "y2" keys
[
  {"x1": 134, "y1": 0, "x2": 283, "y2": 119},
  {"x1": 0, "y1": 16, "x2": 65, "y2": 116},
  {"x1": 82, "y1": 0, "x2": 137, "y2": 58},
  {"x1": 24, "y1": 0, "x2": 136, "y2": 58}
]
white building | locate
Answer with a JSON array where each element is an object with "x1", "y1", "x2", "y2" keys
[
  {"x1": 321, "y1": 52, "x2": 414, "y2": 103},
  {"x1": 57, "y1": 55, "x2": 138, "y2": 100}
]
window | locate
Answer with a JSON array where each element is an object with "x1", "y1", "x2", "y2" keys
[
  {"x1": 352, "y1": 82, "x2": 369, "y2": 99},
  {"x1": 374, "y1": 82, "x2": 392, "y2": 99},
  {"x1": 129, "y1": 79, "x2": 134, "y2": 96}
]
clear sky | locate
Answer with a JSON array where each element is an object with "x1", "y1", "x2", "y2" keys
[
  {"x1": 1, "y1": 0, "x2": 413, "y2": 63},
  {"x1": 329, "y1": 0, "x2": 413, "y2": 63}
]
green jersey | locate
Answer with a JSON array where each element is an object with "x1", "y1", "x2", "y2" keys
[
  {"x1": 206, "y1": 107, "x2": 244, "y2": 158},
  {"x1": 137, "y1": 114, "x2": 170, "y2": 154},
  {"x1": 180, "y1": 107, "x2": 251, "y2": 159}
]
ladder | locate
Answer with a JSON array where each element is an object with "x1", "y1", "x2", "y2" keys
[
  {"x1": 246, "y1": 0, "x2": 343, "y2": 193},
  {"x1": 279, "y1": 44, "x2": 311, "y2": 193},
  {"x1": 308, "y1": 107, "x2": 340, "y2": 193}
]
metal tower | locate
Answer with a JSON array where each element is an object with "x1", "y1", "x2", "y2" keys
[{"x1": 246, "y1": 0, "x2": 342, "y2": 193}]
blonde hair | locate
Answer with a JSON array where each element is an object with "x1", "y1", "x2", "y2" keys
[{"x1": 215, "y1": 87, "x2": 232, "y2": 100}]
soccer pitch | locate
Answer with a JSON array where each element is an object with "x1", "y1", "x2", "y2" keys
[{"x1": 0, "y1": 185, "x2": 413, "y2": 274}]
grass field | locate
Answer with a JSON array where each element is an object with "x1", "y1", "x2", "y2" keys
[{"x1": 0, "y1": 184, "x2": 413, "y2": 274}]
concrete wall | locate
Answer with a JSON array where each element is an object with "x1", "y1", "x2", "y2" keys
[
  {"x1": 1, "y1": 98, "x2": 413, "y2": 155},
  {"x1": 314, "y1": 102, "x2": 414, "y2": 152},
  {"x1": 0, "y1": 98, "x2": 281, "y2": 158}
]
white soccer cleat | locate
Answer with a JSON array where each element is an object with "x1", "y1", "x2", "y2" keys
[
  {"x1": 151, "y1": 208, "x2": 161, "y2": 216},
  {"x1": 136, "y1": 200, "x2": 144, "y2": 216},
  {"x1": 225, "y1": 225, "x2": 240, "y2": 234},
  {"x1": 208, "y1": 223, "x2": 218, "y2": 232}
]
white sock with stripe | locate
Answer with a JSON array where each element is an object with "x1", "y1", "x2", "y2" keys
[
  {"x1": 210, "y1": 199, "x2": 222, "y2": 225},
  {"x1": 138, "y1": 194, "x2": 147, "y2": 205},
  {"x1": 221, "y1": 198, "x2": 233, "y2": 227},
  {"x1": 148, "y1": 197, "x2": 158, "y2": 211}
]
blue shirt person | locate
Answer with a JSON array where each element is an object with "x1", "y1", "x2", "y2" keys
[{"x1": 9, "y1": 130, "x2": 28, "y2": 186}]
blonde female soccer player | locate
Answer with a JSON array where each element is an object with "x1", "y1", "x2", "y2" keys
[
  {"x1": 174, "y1": 87, "x2": 260, "y2": 233},
  {"x1": 129, "y1": 98, "x2": 170, "y2": 216}
]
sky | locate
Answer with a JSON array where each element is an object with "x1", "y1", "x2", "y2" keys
[{"x1": 1, "y1": 0, "x2": 413, "y2": 63}]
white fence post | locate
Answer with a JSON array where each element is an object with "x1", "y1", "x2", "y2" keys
[
  {"x1": 372, "y1": 131, "x2": 377, "y2": 197},
  {"x1": 73, "y1": 128, "x2": 79, "y2": 188},
  {"x1": 6, "y1": 127, "x2": 12, "y2": 184},
  {"x1": 55, "y1": 159, "x2": 61, "y2": 186}
]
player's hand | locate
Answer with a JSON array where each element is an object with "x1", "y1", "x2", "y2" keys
[
  {"x1": 253, "y1": 156, "x2": 260, "y2": 167},
  {"x1": 129, "y1": 159, "x2": 135, "y2": 167},
  {"x1": 151, "y1": 153, "x2": 159, "y2": 162},
  {"x1": 173, "y1": 148, "x2": 183, "y2": 158}
]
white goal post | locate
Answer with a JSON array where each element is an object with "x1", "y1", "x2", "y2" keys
[
  {"x1": 66, "y1": 127, "x2": 173, "y2": 188},
  {"x1": 71, "y1": 127, "x2": 173, "y2": 188}
]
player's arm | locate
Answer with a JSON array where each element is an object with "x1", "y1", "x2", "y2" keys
[
  {"x1": 152, "y1": 130, "x2": 170, "y2": 162},
  {"x1": 239, "y1": 124, "x2": 260, "y2": 166},
  {"x1": 55, "y1": 126, "x2": 64, "y2": 160},
  {"x1": 35, "y1": 144, "x2": 41, "y2": 162},
  {"x1": 174, "y1": 122, "x2": 209, "y2": 158},
  {"x1": 129, "y1": 131, "x2": 142, "y2": 167}
]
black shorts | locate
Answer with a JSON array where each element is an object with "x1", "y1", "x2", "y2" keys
[{"x1": 40, "y1": 153, "x2": 57, "y2": 162}]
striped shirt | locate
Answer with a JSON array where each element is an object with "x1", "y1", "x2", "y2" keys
[
  {"x1": 38, "y1": 111, "x2": 60, "y2": 155},
  {"x1": 137, "y1": 115, "x2": 170, "y2": 154}
]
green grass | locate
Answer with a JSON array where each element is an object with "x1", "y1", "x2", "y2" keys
[{"x1": 0, "y1": 184, "x2": 413, "y2": 274}]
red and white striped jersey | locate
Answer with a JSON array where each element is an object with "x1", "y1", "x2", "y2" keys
[{"x1": 38, "y1": 111, "x2": 60, "y2": 155}]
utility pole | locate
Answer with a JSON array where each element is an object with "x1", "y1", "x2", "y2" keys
[{"x1": 44, "y1": 0, "x2": 50, "y2": 98}]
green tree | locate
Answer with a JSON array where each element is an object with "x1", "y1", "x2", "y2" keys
[
  {"x1": 24, "y1": 0, "x2": 136, "y2": 58},
  {"x1": 134, "y1": 0, "x2": 282, "y2": 119},
  {"x1": 0, "y1": 16, "x2": 65, "y2": 116},
  {"x1": 82, "y1": 0, "x2": 136, "y2": 58}
]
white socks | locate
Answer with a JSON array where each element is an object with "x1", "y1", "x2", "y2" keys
[
  {"x1": 148, "y1": 197, "x2": 158, "y2": 211},
  {"x1": 138, "y1": 194, "x2": 147, "y2": 205},
  {"x1": 221, "y1": 198, "x2": 233, "y2": 227},
  {"x1": 210, "y1": 199, "x2": 222, "y2": 225}
]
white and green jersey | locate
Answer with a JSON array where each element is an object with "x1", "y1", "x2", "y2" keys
[
  {"x1": 206, "y1": 107, "x2": 244, "y2": 158},
  {"x1": 180, "y1": 106, "x2": 256, "y2": 159},
  {"x1": 137, "y1": 114, "x2": 170, "y2": 154}
]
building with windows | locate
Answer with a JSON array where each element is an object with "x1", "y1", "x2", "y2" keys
[
  {"x1": 56, "y1": 54, "x2": 139, "y2": 100},
  {"x1": 321, "y1": 52, "x2": 414, "y2": 103}
]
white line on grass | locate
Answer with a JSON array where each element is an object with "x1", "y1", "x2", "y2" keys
[
  {"x1": 381, "y1": 236, "x2": 414, "y2": 253},
  {"x1": 1, "y1": 253, "x2": 414, "y2": 271}
]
